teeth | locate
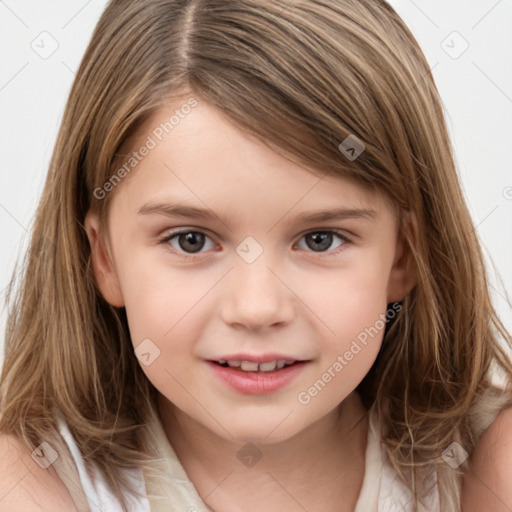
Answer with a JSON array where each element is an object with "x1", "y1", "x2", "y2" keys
[
  {"x1": 219, "y1": 359, "x2": 296, "y2": 371},
  {"x1": 259, "y1": 361, "x2": 277, "y2": 372},
  {"x1": 240, "y1": 361, "x2": 259, "y2": 371}
]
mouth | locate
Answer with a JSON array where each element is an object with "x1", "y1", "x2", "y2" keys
[
  {"x1": 211, "y1": 359, "x2": 299, "y2": 372},
  {"x1": 206, "y1": 358, "x2": 309, "y2": 395}
]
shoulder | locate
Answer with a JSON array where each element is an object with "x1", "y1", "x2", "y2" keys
[
  {"x1": 461, "y1": 405, "x2": 512, "y2": 512},
  {"x1": 0, "y1": 433, "x2": 78, "y2": 512}
]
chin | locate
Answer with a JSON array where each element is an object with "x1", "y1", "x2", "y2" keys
[
  {"x1": 216, "y1": 416, "x2": 307, "y2": 446},
  {"x1": 230, "y1": 429, "x2": 294, "y2": 445}
]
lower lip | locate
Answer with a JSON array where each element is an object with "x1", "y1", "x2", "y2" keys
[{"x1": 206, "y1": 361, "x2": 308, "y2": 395}]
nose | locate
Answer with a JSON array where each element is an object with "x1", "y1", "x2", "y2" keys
[{"x1": 220, "y1": 256, "x2": 295, "y2": 331}]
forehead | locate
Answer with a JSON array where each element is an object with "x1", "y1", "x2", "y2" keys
[{"x1": 109, "y1": 99, "x2": 395, "y2": 223}]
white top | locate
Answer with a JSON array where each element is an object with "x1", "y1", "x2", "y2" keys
[
  {"x1": 56, "y1": 405, "x2": 440, "y2": 512},
  {"x1": 55, "y1": 416, "x2": 149, "y2": 512}
]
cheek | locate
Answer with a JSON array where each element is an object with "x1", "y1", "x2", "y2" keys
[
  {"x1": 120, "y1": 275, "x2": 202, "y2": 406},
  {"x1": 312, "y1": 258, "x2": 390, "y2": 341},
  {"x1": 117, "y1": 249, "x2": 212, "y2": 340},
  {"x1": 297, "y1": 268, "x2": 388, "y2": 411},
  {"x1": 116, "y1": 259, "x2": 214, "y2": 385}
]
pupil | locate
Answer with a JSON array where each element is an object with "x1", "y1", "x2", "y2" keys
[
  {"x1": 307, "y1": 232, "x2": 331, "y2": 252},
  {"x1": 180, "y1": 232, "x2": 204, "y2": 253}
]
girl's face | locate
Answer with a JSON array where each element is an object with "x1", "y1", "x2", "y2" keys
[{"x1": 86, "y1": 99, "x2": 414, "y2": 443}]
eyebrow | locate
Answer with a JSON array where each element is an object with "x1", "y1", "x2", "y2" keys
[{"x1": 137, "y1": 200, "x2": 378, "y2": 225}]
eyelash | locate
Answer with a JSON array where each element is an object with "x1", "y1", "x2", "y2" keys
[{"x1": 157, "y1": 228, "x2": 352, "y2": 260}]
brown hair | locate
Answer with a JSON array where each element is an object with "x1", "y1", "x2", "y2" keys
[{"x1": 2, "y1": 0, "x2": 511, "y2": 510}]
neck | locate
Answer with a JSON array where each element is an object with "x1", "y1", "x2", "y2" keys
[{"x1": 157, "y1": 392, "x2": 369, "y2": 512}]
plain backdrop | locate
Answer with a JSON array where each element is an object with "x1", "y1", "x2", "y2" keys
[{"x1": 1, "y1": 0, "x2": 511, "y2": 370}]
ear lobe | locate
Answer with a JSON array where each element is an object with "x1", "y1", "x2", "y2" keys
[
  {"x1": 84, "y1": 211, "x2": 125, "y2": 308},
  {"x1": 386, "y1": 210, "x2": 417, "y2": 303}
]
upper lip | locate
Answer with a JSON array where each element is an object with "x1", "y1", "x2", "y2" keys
[{"x1": 209, "y1": 353, "x2": 307, "y2": 363}]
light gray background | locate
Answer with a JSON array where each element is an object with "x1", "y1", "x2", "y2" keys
[{"x1": 1, "y1": 1, "x2": 511, "y2": 369}]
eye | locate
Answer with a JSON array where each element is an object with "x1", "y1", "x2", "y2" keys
[
  {"x1": 157, "y1": 229, "x2": 351, "y2": 259},
  {"x1": 295, "y1": 230, "x2": 350, "y2": 255},
  {"x1": 158, "y1": 230, "x2": 216, "y2": 258}
]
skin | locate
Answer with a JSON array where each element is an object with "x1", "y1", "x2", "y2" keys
[
  {"x1": 85, "y1": 97, "x2": 416, "y2": 512},
  {"x1": 461, "y1": 405, "x2": 512, "y2": 512}
]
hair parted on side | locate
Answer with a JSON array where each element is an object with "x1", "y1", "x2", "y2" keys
[{"x1": 1, "y1": 0, "x2": 512, "y2": 510}]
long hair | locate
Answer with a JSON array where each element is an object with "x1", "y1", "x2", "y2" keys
[{"x1": 2, "y1": 0, "x2": 512, "y2": 510}]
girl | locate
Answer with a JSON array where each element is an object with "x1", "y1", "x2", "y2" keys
[{"x1": 1, "y1": 1, "x2": 511, "y2": 511}]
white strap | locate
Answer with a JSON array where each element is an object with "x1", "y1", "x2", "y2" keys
[{"x1": 55, "y1": 414, "x2": 150, "y2": 512}]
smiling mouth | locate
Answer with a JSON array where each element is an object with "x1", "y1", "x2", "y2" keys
[{"x1": 211, "y1": 360, "x2": 298, "y2": 372}]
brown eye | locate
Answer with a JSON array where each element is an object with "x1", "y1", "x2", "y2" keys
[
  {"x1": 297, "y1": 230, "x2": 349, "y2": 254},
  {"x1": 175, "y1": 232, "x2": 206, "y2": 253},
  {"x1": 159, "y1": 230, "x2": 215, "y2": 256}
]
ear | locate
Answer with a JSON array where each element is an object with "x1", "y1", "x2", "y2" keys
[
  {"x1": 84, "y1": 210, "x2": 125, "y2": 308},
  {"x1": 386, "y1": 210, "x2": 417, "y2": 303}
]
